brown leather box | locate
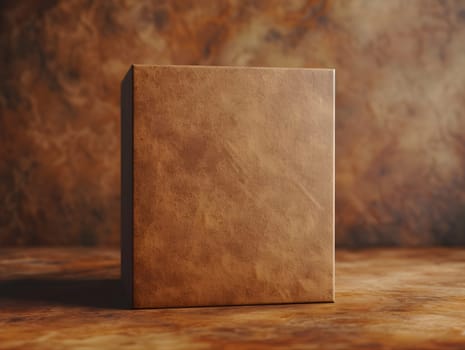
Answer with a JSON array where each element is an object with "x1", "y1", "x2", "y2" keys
[{"x1": 121, "y1": 65, "x2": 335, "y2": 308}]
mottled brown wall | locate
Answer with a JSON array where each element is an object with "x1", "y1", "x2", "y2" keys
[{"x1": 1, "y1": 0, "x2": 465, "y2": 246}]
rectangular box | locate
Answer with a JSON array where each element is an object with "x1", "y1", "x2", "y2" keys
[{"x1": 121, "y1": 65, "x2": 335, "y2": 308}]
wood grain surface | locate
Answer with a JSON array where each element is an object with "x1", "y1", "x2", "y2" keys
[
  {"x1": 124, "y1": 65, "x2": 334, "y2": 308},
  {"x1": 0, "y1": 248, "x2": 464, "y2": 349}
]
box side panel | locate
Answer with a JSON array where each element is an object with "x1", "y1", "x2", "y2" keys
[
  {"x1": 121, "y1": 66, "x2": 134, "y2": 307},
  {"x1": 331, "y1": 69, "x2": 336, "y2": 302}
]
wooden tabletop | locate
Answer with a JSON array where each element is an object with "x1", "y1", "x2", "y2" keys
[{"x1": 0, "y1": 248, "x2": 464, "y2": 349}]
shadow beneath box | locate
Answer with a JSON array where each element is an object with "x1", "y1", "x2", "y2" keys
[{"x1": 0, "y1": 278, "x2": 127, "y2": 309}]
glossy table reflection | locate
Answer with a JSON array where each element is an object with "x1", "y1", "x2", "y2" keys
[{"x1": 0, "y1": 248, "x2": 464, "y2": 349}]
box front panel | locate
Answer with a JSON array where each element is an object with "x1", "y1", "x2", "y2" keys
[{"x1": 133, "y1": 66, "x2": 334, "y2": 308}]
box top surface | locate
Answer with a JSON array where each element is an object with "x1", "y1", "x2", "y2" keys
[{"x1": 131, "y1": 64, "x2": 335, "y2": 71}]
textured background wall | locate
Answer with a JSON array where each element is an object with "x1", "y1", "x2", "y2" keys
[{"x1": 1, "y1": 0, "x2": 465, "y2": 247}]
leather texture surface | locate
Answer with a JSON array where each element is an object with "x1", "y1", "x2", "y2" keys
[{"x1": 129, "y1": 65, "x2": 334, "y2": 308}]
